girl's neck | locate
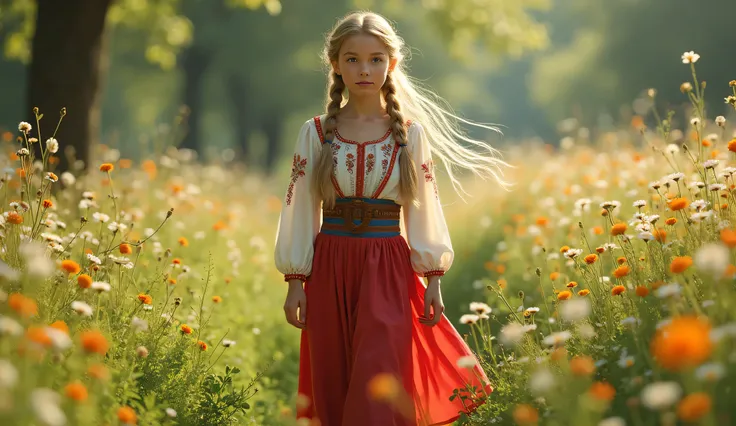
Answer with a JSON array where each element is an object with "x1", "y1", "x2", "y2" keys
[{"x1": 340, "y1": 93, "x2": 387, "y2": 119}]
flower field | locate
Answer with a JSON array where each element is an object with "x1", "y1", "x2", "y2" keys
[{"x1": 1, "y1": 52, "x2": 736, "y2": 425}]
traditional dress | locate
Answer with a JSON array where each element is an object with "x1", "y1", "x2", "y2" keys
[{"x1": 274, "y1": 115, "x2": 492, "y2": 426}]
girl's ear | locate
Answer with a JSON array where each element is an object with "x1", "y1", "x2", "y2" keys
[
  {"x1": 331, "y1": 60, "x2": 341, "y2": 76},
  {"x1": 389, "y1": 58, "x2": 398, "y2": 72}
]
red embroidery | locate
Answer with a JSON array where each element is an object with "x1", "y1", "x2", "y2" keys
[
  {"x1": 314, "y1": 116, "x2": 325, "y2": 143},
  {"x1": 424, "y1": 270, "x2": 445, "y2": 277},
  {"x1": 284, "y1": 273, "x2": 307, "y2": 282},
  {"x1": 421, "y1": 159, "x2": 439, "y2": 199},
  {"x1": 366, "y1": 153, "x2": 375, "y2": 173},
  {"x1": 346, "y1": 153, "x2": 355, "y2": 175},
  {"x1": 372, "y1": 142, "x2": 400, "y2": 199},
  {"x1": 286, "y1": 154, "x2": 307, "y2": 206},
  {"x1": 355, "y1": 145, "x2": 367, "y2": 197},
  {"x1": 380, "y1": 144, "x2": 392, "y2": 176},
  {"x1": 335, "y1": 128, "x2": 392, "y2": 146}
]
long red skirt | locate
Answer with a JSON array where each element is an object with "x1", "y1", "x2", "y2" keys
[{"x1": 296, "y1": 232, "x2": 492, "y2": 426}]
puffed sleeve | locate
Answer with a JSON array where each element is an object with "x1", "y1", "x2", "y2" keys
[
  {"x1": 274, "y1": 119, "x2": 321, "y2": 282},
  {"x1": 403, "y1": 121, "x2": 454, "y2": 277}
]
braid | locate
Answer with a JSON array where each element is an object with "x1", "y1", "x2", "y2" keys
[
  {"x1": 384, "y1": 74, "x2": 418, "y2": 205},
  {"x1": 312, "y1": 71, "x2": 345, "y2": 209}
]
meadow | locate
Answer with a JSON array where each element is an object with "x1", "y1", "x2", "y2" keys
[{"x1": 1, "y1": 52, "x2": 736, "y2": 425}]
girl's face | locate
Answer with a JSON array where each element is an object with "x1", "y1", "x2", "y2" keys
[{"x1": 332, "y1": 33, "x2": 397, "y2": 96}]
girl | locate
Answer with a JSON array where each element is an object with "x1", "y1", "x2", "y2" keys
[{"x1": 274, "y1": 10, "x2": 508, "y2": 426}]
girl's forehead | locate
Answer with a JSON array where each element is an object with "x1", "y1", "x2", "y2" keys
[{"x1": 340, "y1": 33, "x2": 388, "y2": 55}]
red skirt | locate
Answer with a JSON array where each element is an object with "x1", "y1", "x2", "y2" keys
[{"x1": 296, "y1": 232, "x2": 492, "y2": 426}]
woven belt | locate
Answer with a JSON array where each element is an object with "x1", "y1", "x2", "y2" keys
[{"x1": 321, "y1": 198, "x2": 401, "y2": 237}]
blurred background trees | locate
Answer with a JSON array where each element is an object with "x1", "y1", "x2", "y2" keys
[{"x1": 0, "y1": 0, "x2": 734, "y2": 173}]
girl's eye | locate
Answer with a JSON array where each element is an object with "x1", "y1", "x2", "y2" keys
[
  {"x1": 372, "y1": 57, "x2": 382, "y2": 62},
  {"x1": 347, "y1": 58, "x2": 356, "y2": 62}
]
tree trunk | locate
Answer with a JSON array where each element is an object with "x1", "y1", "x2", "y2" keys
[
  {"x1": 179, "y1": 46, "x2": 211, "y2": 151},
  {"x1": 226, "y1": 74, "x2": 251, "y2": 162},
  {"x1": 262, "y1": 114, "x2": 282, "y2": 173},
  {"x1": 26, "y1": 0, "x2": 113, "y2": 174}
]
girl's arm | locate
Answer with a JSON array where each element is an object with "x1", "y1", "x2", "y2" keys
[
  {"x1": 403, "y1": 121, "x2": 454, "y2": 279},
  {"x1": 274, "y1": 119, "x2": 321, "y2": 283}
]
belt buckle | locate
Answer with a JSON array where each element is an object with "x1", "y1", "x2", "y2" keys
[{"x1": 347, "y1": 199, "x2": 367, "y2": 233}]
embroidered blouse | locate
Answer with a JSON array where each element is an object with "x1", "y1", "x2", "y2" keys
[{"x1": 274, "y1": 114, "x2": 454, "y2": 282}]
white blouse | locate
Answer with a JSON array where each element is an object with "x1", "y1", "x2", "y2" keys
[{"x1": 274, "y1": 114, "x2": 454, "y2": 281}]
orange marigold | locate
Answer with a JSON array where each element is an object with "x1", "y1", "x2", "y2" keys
[
  {"x1": 60, "y1": 259, "x2": 81, "y2": 274},
  {"x1": 178, "y1": 237, "x2": 189, "y2": 247},
  {"x1": 7, "y1": 211, "x2": 23, "y2": 225},
  {"x1": 611, "y1": 223, "x2": 627, "y2": 236},
  {"x1": 613, "y1": 265, "x2": 630, "y2": 278},
  {"x1": 557, "y1": 291, "x2": 572, "y2": 301},
  {"x1": 651, "y1": 315, "x2": 712, "y2": 371},
  {"x1": 592, "y1": 226, "x2": 604, "y2": 235},
  {"x1": 670, "y1": 256, "x2": 693, "y2": 274},
  {"x1": 49, "y1": 320, "x2": 69, "y2": 335},
  {"x1": 665, "y1": 217, "x2": 677, "y2": 226},
  {"x1": 677, "y1": 393, "x2": 712, "y2": 422},
  {"x1": 119, "y1": 243, "x2": 132, "y2": 254},
  {"x1": 212, "y1": 296, "x2": 222, "y2": 303},
  {"x1": 197, "y1": 340, "x2": 208, "y2": 351},
  {"x1": 611, "y1": 285, "x2": 626, "y2": 296},
  {"x1": 589, "y1": 381, "x2": 616, "y2": 402},
  {"x1": 26, "y1": 326, "x2": 52, "y2": 347},
  {"x1": 654, "y1": 229, "x2": 667, "y2": 243},
  {"x1": 64, "y1": 381, "x2": 88, "y2": 402},
  {"x1": 512, "y1": 404, "x2": 539, "y2": 425},
  {"x1": 137, "y1": 294, "x2": 152, "y2": 305},
  {"x1": 559, "y1": 245, "x2": 570, "y2": 254},
  {"x1": 42, "y1": 199, "x2": 53, "y2": 209},
  {"x1": 728, "y1": 139, "x2": 736, "y2": 153},
  {"x1": 117, "y1": 406, "x2": 137, "y2": 425},
  {"x1": 87, "y1": 363, "x2": 110, "y2": 381},
  {"x1": 80, "y1": 330, "x2": 109, "y2": 356},
  {"x1": 668, "y1": 197, "x2": 689, "y2": 211},
  {"x1": 578, "y1": 289, "x2": 590, "y2": 296},
  {"x1": 720, "y1": 229, "x2": 736, "y2": 248},
  {"x1": 8, "y1": 293, "x2": 38, "y2": 318},
  {"x1": 570, "y1": 355, "x2": 596, "y2": 376},
  {"x1": 635, "y1": 286, "x2": 649, "y2": 297},
  {"x1": 180, "y1": 324, "x2": 193, "y2": 335},
  {"x1": 566, "y1": 281, "x2": 578, "y2": 288},
  {"x1": 549, "y1": 271, "x2": 560, "y2": 281},
  {"x1": 78, "y1": 274, "x2": 93, "y2": 289},
  {"x1": 172, "y1": 258, "x2": 182, "y2": 265},
  {"x1": 584, "y1": 254, "x2": 598, "y2": 264},
  {"x1": 595, "y1": 246, "x2": 605, "y2": 254},
  {"x1": 616, "y1": 256, "x2": 627, "y2": 265},
  {"x1": 99, "y1": 163, "x2": 114, "y2": 172}
]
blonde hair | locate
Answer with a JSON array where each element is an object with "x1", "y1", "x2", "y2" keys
[{"x1": 313, "y1": 11, "x2": 511, "y2": 209}]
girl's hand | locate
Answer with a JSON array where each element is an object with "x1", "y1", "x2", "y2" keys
[
  {"x1": 284, "y1": 280, "x2": 307, "y2": 329},
  {"x1": 419, "y1": 276, "x2": 444, "y2": 326}
]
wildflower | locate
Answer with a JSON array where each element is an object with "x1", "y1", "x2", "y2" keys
[
  {"x1": 668, "y1": 198, "x2": 689, "y2": 211},
  {"x1": 598, "y1": 417, "x2": 625, "y2": 426},
  {"x1": 119, "y1": 243, "x2": 132, "y2": 254},
  {"x1": 45, "y1": 172, "x2": 58, "y2": 182},
  {"x1": 589, "y1": 381, "x2": 616, "y2": 402},
  {"x1": 46, "y1": 138, "x2": 59, "y2": 153},
  {"x1": 613, "y1": 266, "x2": 629, "y2": 279},
  {"x1": 368, "y1": 373, "x2": 400, "y2": 401},
  {"x1": 564, "y1": 248, "x2": 583, "y2": 259},
  {"x1": 653, "y1": 229, "x2": 666, "y2": 242},
  {"x1": 30, "y1": 388, "x2": 66, "y2": 426},
  {"x1": 611, "y1": 285, "x2": 626, "y2": 296},
  {"x1": 512, "y1": 404, "x2": 539, "y2": 425},
  {"x1": 694, "y1": 243, "x2": 730, "y2": 278},
  {"x1": 542, "y1": 331, "x2": 572, "y2": 347},
  {"x1": 633, "y1": 200, "x2": 646, "y2": 208},
  {"x1": 87, "y1": 363, "x2": 109, "y2": 381},
  {"x1": 529, "y1": 367, "x2": 555, "y2": 395},
  {"x1": 469, "y1": 302, "x2": 492, "y2": 315},
  {"x1": 655, "y1": 283, "x2": 682, "y2": 298},
  {"x1": 559, "y1": 298, "x2": 590, "y2": 323},
  {"x1": 554, "y1": 290, "x2": 572, "y2": 301},
  {"x1": 8, "y1": 293, "x2": 38, "y2": 318},
  {"x1": 611, "y1": 223, "x2": 627, "y2": 236},
  {"x1": 6, "y1": 211, "x2": 23, "y2": 225},
  {"x1": 137, "y1": 294, "x2": 152, "y2": 305},
  {"x1": 584, "y1": 254, "x2": 598, "y2": 264},
  {"x1": 635, "y1": 286, "x2": 649, "y2": 297},
  {"x1": 716, "y1": 116, "x2": 726, "y2": 127},
  {"x1": 63, "y1": 381, "x2": 88, "y2": 402},
  {"x1": 460, "y1": 314, "x2": 480, "y2": 325},
  {"x1": 131, "y1": 317, "x2": 148, "y2": 332},
  {"x1": 617, "y1": 355, "x2": 635, "y2": 368},
  {"x1": 80, "y1": 330, "x2": 109, "y2": 356},
  {"x1": 566, "y1": 281, "x2": 577, "y2": 288},
  {"x1": 578, "y1": 289, "x2": 590, "y2": 296},
  {"x1": 695, "y1": 363, "x2": 725, "y2": 382},
  {"x1": 16, "y1": 148, "x2": 29, "y2": 157},
  {"x1": 704, "y1": 159, "x2": 719, "y2": 169},
  {"x1": 165, "y1": 408, "x2": 177, "y2": 418},
  {"x1": 680, "y1": 82, "x2": 693, "y2": 93},
  {"x1": 18, "y1": 121, "x2": 32, "y2": 133},
  {"x1": 0, "y1": 359, "x2": 19, "y2": 389},
  {"x1": 71, "y1": 301, "x2": 93, "y2": 317},
  {"x1": 569, "y1": 355, "x2": 595, "y2": 376},
  {"x1": 99, "y1": 163, "x2": 114, "y2": 173},
  {"x1": 90, "y1": 282, "x2": 111, "y2": 292},
  {"x1": 559, "y1": 245, "x2": 570, "y2": 253},
  {"x1": 651, "y1": 316, "x2": 712, "y2": 371},
  {"x1": 117, "y1": 406, "x2": 137, "y2": 425},
  {"x1": 180, "y1": 324, "x2": 193, "y2": 335},
  {"x1": 178, "y1": 237, "x2": 189, "y2": 247},
  {"x1": 677, "y1": 393, "x2": 711, "y2": 422},
  {"x1": 0, "y1": 316, "x2": 23, "y2": 336},
  {"x1": 25, "y1": 326, "x2": 52, "y2": 348},
  {"x1": 212, "y1": 295, "x2": 222, "y2": 303},
  {"x1": 720, "y1": 229, "x2": 736, "y2": 247},
  {"x1": 222, "y1": 339, "x2": 236, "y2": 348},
  {"x1": 197, "y1": 340, "x2": 207, "y2": 351},
  {"x1": 670, "y1": 256, "x2": 693, "y2": 274},
  {"x1": 727, "y1": 96, "x2": 736, "y2": 106},
  {"x1": 60, "y1": 259, "x2": 80, "y2": 274},
  {"x1": 641, "y1": 381, "x2": 682, "y2": 410},
  {"x1": 136, "y1": 346, "x2": 149, "y2": 358}
]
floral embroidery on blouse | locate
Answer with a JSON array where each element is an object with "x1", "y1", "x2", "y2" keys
[
  {"x1": 286, "y1": 154, "x2": 308, "y2": 206},
  {"x1": 366, "y1": 153, "x2": 375, "y2": 173},
  {"x1": 421, "y1": 159, "x2": 439, "y2": 199},
  {"x1": 380, "y1": 143, "x2": 392, "y2": 176},
  {"x1": 346, "y1": 153, "x2": 355, "y2": 175},
  {"x1": 331, "y1": 141, "x2": 342, "y2": 175}
]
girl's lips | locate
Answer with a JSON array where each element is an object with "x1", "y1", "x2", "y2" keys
[{"x1": 356, "y1": 82, "x2": 373, "y2": 85}]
